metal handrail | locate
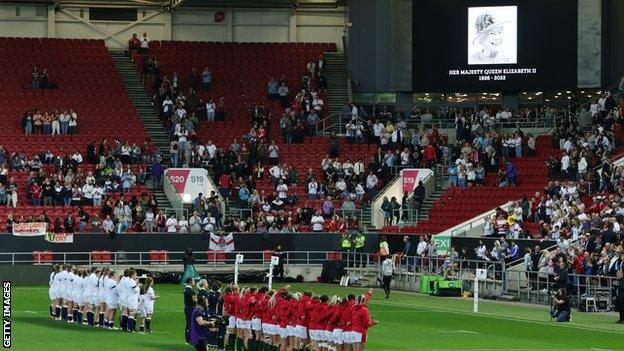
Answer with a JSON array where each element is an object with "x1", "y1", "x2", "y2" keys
[
  {"x1": 448, "y1": 201, "x2": 516, "y2": 237},
  {"x1": 162, "y1": 174, "x2": 184, "y2": 218},
  {"x1": 6, "y1": 250, "x2": 353, "y2": 266}
]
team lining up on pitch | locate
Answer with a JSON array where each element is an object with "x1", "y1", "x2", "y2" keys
[
  {"x1": 47, "y1": 265, "x2": 159, "y2": 333},
  {"x1": 45, "y1": 264, "x2": 379, "y2": 351},
  {"x1": 188, "y1": 280, "x2": 378, "y2": 351}
]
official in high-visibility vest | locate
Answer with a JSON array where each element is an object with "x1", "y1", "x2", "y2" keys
[
  {"x1": 341, "y1": 233, "x2": 353, "y2": 251},
  {"x1": 354, "y1": 232, "x2": 366, "y2": 251},
  {"x1": 379, "y1": 235, "x2": 390, "y2": 261},
  {"x1": 341, "y1": 233, "x2": 353, "y2": 267}
]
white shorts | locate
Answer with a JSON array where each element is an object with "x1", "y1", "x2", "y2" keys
[
  {"x1": 295, "y1": 325, "x2": 307, "y2": 339},
  {"x1": 106, "y1": 295, "x2": 118, "y2": 308},
  {"x1": 342, "y1": 331, "x2": 353, "y2": 344},
  {"x1": 333, "y1": 329, "x2": 343, "y2": 344},
  {"x1": 236, "y1": 319, "x2": 251, "y2": 330},
  {"x1": 309, "y1": 329, "x2": 319, "y2": 341},
  {"x1": 126, "y1": 295, "x2": 139, "y2": 311},
  {"x1": 49, "y1": 287, "x2": 57, "y2": 300},
  {"x1": 228, "y1": 316, "x2": 236, "y2": 329},
  {"x1": 139, "y1": 304, "x2": 153, "y2": 316},
  {"x1": 262, "y1": 323, "x2": 276, "y2": 335},
  {"x1": 252, "y1": 318, "x2": 262, "y2": 331},
  {"x1": 278, "y1": 327, "x2": 289, "y2": 339},
  {"x1": 350, "y1": 331, "x2": 362, "y2": 343},
  {"x1": 287, "y1": 325, "x2": 296, "y2": 337},
  {"x1": 91, "y1": 294, "x2": 101, "y2": 306},
  {"x1": 99, "y1": 292, "x2": 107, "y2": 304}
]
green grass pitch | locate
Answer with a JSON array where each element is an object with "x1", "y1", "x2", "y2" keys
[{"x1": 7, "y1": 283, "x2": 624, "y2": 350}]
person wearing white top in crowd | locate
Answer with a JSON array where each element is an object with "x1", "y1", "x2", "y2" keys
[
  {"x1": 139, "y1": 32, "x2": 150, "y2": 54},
  {"x1": 475, "y1": 240, "x2": 487, "y2": 259},
  {"x1": 92, "y1": 184, "x2": 103, "y2": 207},
  {"x1": 276, "y1": 180, "x2": 288, "y2": 200},
  {"x1": 560, "y1": 152, "x2": 570, "y2": 177},
  {"x1": 143, "y1": 209, "x2": 155, "y2": 233},
  {"x1": 310, "y1": 210, "x2": 325, "y2": 232},
  {"x1": 162, "y1": 97, "x2": 174, "y2": 118},
  {"x1": 178, "y1": 216, "x2": 189, "y2": 233},
  {"x1": 165, "y1": 215, "x2": 178, "y2": 233},
  {"x1": 71, "y1": 150, "x2": 83, "y2": 164},
  {"x1": 308, "y1": 179, "x2": 318, "y2": 199},
  {"x1": 206, "y1": 140, "x2": 217, "y2": 159},
  {"x1": 206, "y1": 99, "x2": 216, "y2": 121}
]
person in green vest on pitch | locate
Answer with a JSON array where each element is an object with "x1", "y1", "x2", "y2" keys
[
  {"x1": 341, "y1": 232, "x2": 353, "y2": 267},
  {"x1": 353, "y1": 230, "x2": 366, "y2": 267}
]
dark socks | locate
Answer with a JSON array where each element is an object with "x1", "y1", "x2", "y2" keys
[
  {"x1": 77, "y1": 311, "x2": 83, "y2": 324},
  {"x1": 127, "y1": 317, "x2": 136, "y2": 332},
  {"x1": 98, "y1": 312, "x2": 105, "y2": 326},
  {"x1": 71, "y1": 309, "x2": 77, "y2": 322},
  {"x1": 145, "y1": 318, "x2": 151, "y2": 332},
  {"x1": 55, "y1": 306, "x2": 61, "y2": 318},
  {"x1": 120, "y1": 314, "x2": 128, "y2": 331},
  {"x1": 86, "y1": 311, "x2": 94, "y2": 326},
  {"x1": 49, "y1": 305, "x2": 53, "y2": 317}
]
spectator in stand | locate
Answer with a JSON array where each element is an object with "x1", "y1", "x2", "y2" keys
[
  {"x1": 139, "y1": 32, "x2": 150, "y2": 54},
  {"x1": 277, "y1": 82, "x2": 289, "y2": 108},
  {"x1": 311, "y1": 210, "x2": 324, "y2": 232},
  {"x1": 267, "y1": 78, "x2": 278, "y2": 101},
  {"x1": 128, "y1": 34, "x2": 140, "y2": 55},
  {"x1": 201, "y1": 67, "x2": 212, "y2": 91},
  {"x1": 189, "y1": 68, "x2": 199, "y2": 91},
  {"x1": 31, "y1": 67, "x2": 40, "y2": 89}
]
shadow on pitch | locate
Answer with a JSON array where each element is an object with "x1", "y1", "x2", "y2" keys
[{"x1": 14, "y1": 315, "x2": 115, "y2": 334}]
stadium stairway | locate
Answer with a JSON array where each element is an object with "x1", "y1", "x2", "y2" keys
[
  {"x1": 110, "y1": 50, "x2": 172, "y2": 209},
  {"x1": 419, "y1": 163, "x2": 451, "y2": 220},
  {"x1": 323, "y1": 52, "x2": 349, "y2": 133}
]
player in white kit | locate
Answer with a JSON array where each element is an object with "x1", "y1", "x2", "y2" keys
[
  {"x1": 104, "y1": 270, "x2": 119, "y2": 329},
  {"x1": 139, "y1": 277, "x2": 159, "y2": 333}
]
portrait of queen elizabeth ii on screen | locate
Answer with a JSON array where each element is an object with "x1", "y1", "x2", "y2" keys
[{"x1": 468, "y1": 6, "x2": 517, "y2": 65}]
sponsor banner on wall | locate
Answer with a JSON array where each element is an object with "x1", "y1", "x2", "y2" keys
[
  {"x1": 44, "y1": 232, "x2": 74, "y2": 244},
  {"x1": 12, "y1": 222, "x2": 47, "y2": 237}
]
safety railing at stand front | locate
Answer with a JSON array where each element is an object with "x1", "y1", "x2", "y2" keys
[
  {"x1": 342, "y1": 252, "x2": 506, "y2": 295},
  {"x1": 448, "y1": 201, "x2": 515, "y2": 237},
  {"x1": 3, "y1": 250, "x2": 346, "y2": 268},
  {"x1": 504, "y1": 269, "x2": 617, "y2": 311}
]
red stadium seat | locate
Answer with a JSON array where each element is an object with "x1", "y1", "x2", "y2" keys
[{"x1": 91, "y1": 251, "x2": 102, "y2": 263}]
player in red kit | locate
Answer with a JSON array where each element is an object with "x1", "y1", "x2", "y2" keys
[{"x1": 351, "y1": 294, "x2": 378, "y2": 351}]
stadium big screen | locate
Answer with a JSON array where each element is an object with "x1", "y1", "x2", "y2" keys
[{"x1": 412, "y1": 0, "x2": 578, "y2": 92}]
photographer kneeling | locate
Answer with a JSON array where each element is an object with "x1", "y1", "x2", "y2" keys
[
  {"x1": 190, "y1": 295, "x2": 217, "y2": 351},
  {"x1": 551, "y1": 288, "x2": 571, "y2": 322}
]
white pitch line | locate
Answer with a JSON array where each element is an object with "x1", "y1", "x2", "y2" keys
[
  {"x1": 439, "y1": 330, "x2": 479, "y2": 335},
  {"x1": 372, "y1": 300, "x2": 624, "y2": 335}
]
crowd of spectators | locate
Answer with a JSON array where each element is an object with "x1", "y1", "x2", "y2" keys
[
  {"x1": 0, "y1": 134, "x2": 163, "y2": 233},
  {"x1": 22, "y1": 109, "x2": 78, "y2": 135},
  {"x1": 438, "y1": 92, "x2": 624, "y2": 294}
]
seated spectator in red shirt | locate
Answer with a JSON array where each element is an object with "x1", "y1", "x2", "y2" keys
[{"x1": 129, "y1": 33, "x2": 140, "y2": 54}]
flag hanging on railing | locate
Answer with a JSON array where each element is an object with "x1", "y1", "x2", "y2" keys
[
  {"x1": 12, "y1": 222, "x2": 47, "y2": 237},
  {"x1": 209, "y1": 233, "x2": 235, "y2": 252},
  {"x1": 44, "y1": 231, "x2": 74, "y2": 244}
]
